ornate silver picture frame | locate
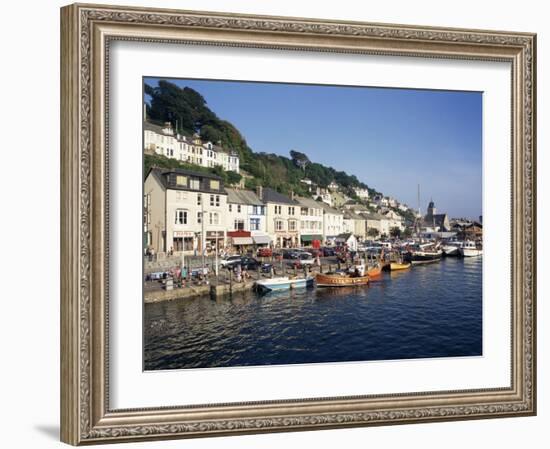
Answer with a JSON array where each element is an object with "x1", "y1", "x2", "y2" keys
[{"x1": 60, "y1": 3, "x2": 536, "y2": 445}]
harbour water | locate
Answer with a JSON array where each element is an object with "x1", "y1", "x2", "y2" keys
[{"x1": 144, "y1": 257, "x2": 482, "y2": 370}]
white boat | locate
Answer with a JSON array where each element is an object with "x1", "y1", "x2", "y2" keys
[
  {"x1": 459, "y1": 241, "x2": 483, "y2": 257},
  {"x1": 254, "y1": 276, "x2": 314, "y2": 292},
  {"x1": 442, "y1": 241, "x2": 463, "y2": 256}
]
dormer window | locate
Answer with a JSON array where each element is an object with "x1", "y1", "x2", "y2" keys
[{"x1": 176, "y1": 175, "x2": 187, "y2": 186}]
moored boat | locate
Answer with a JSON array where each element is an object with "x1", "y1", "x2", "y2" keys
[
  {"x1": 442, "y1": 241, "x2": 463, "y2": 257},
  {"x1": 315, "y1": 272, "x2": 369, "y2": 287},
  {"x1": 404, "y1": 243, "x2": 442, "y2": 265},
  {"x1": 254, "y1": 276, "x2": 314, "y2": 292},
  {"x1": 367, "y1": 264, "x2": 382, "y2": 277},
  {"x1": 390, "y1": 262, "x2": 411, "y2": 271},
  {"x1": 459, "y1": 241, "x2": 483, "y2": 257}
]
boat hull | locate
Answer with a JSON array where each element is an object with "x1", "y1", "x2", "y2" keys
[
  {"x1": 404, "y1": 251, "x2": 442, "y2": 265},
  {"x1": 367, "y1": 266, "x2": 382, "y2": 277},
  {"x1": 255, "y1": 277, "x2": 314, "y2": 292},
  {"x1": 442, "y1": 246, "x2": 460, "y2": 256},
  {"x1": 315, "y1": 273, "x2": 369, "y2": 287},
  {"x1": 460, "y1": 248, "x2": 483, "y2": 257},
  {"x1": 390, "y1": 262, "x2": 411, "y2": 271}
]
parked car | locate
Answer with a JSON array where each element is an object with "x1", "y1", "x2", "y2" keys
[
  {"x1": 282, "y1": 250, "x2": 300, "y2": 260},
  {"x1": 257, "y1": 247, "x2": 273, "y2": 258},
  {"x1": 220, "y1": 255, "x2": 242, "y2": 267},
  {"x1": 290, "y1": 252, "x2": 314, "y2": 267},
  {"x1": 321, "y1": 246, "x2": 336, "y2": 257},
  {"x1": 304, "y1": 248, "x2": 320, "y2": 258},
  {"x1": 225, "y1": 256, "x2": 263, "y2": 271}
]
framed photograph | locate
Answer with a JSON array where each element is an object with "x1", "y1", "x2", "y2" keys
[{"x1": 60, "y1": 3, "x2": 536, "y2": 445}]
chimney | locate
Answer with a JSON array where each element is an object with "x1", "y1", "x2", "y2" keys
[
  {"x1": 256, "y1": 185, "x2": 263, "y2": 200},
  {"x1": 290, "y1": 191, "x2": 295, "y2": 201}
]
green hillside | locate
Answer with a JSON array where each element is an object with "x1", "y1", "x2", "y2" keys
[{"x1": 145, "y1": 80, "x2": 380, "y2": 198}]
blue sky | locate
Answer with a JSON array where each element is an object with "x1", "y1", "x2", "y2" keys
[{"x1": 144, "y1": 77, "x2": 482, "y2": 219}]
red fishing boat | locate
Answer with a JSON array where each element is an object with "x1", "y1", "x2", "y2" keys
[{"x1": 315, "y1": 272, "x2": 370, "y2": 287}]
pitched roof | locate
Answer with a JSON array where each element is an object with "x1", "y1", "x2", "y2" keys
[
  {"x1": 343, "y1": 211, "x2": 365, "y2": 221},
  {"x1": 226, "y1": 188, "x2": 263, "y2": 206},
  {"x1": 146, "y1": 167, "x2": 225, "y2": 195},
  {"x1": 316, "y1": 201, "x2": 343, "y2": 215},
  {"x1": 361, "y1": 211, "x2": 386, "y2": 221},
  {"x1": 144, "y1": 121, "x2": 165, "y2": 134},
  {"x1": 296, "y1": 196, "x2": 323, "y2": 209},
  {"x1": 261, "y1": 188, "x2": 298, "y2": 205},
  {"x1": 423, "y1": 213, "x2": 449, "y2": 229}
]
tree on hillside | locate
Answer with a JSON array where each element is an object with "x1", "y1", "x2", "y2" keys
[{"x1": 290, "y1": 150, "x2": 310, "y2": 171}]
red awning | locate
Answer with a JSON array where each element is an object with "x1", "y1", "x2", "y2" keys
[{"x1": 227, "y1": 230, "x2": 251, "y2": 238}]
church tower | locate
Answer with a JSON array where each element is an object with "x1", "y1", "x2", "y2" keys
[{"x1": 427, "y1": 199, "x2": 436, "y2": 217}]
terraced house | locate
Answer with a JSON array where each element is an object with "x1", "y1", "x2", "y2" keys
[
  {"x1": 296, "y1": 196, "x2": 324, "y2": 246},
  {"x1": 144, "y1": 167, "x2": 228, "y2": 255},
  {"x1": 144, "y1": 120, "x2": 240, "y2": 173},
  {"x1": 260, "y1": 187, "x2": 299, "y2": 248}
]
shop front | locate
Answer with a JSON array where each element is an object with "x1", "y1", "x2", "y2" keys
[
  {"x1": 173, "y1": 231, "x2": 194, "y2": 253},
  {"x1": 300, "y1": 234, "x2": 323, "y2": 247},
  {"x1": 227, "y1": 230, "x2": 254, "y2": 254},
  {"x1": 205, "y1": 230, "x2": 225, "y2": 252}
]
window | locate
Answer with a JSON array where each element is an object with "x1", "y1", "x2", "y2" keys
[
  {"x1": 197, "y1": 212, "x2": 202, "y2": 224},
  {"x1": 301, "y1": 207, "x2": 307, "y2": 216},
  {"x1": 175, "y1": 209, "x2": 187, "y2": 225},
  {"x1": 289, "y1": 220, "x2": 297, "y2": 231},
  {"x1": 176, "y1": 175, "x2": 187, "y2": 186},
  {"x1": 250, "y1": 218, "x2": 260, "y2": 231},
  {"x1": 216, "y1": 195, "x2": 220, "y2": 207},
  {"x1": 234, "y1": 219, "x2": 245, "y2": 231},
  {"x1": 276, "y1": 220, "x2": 284, "y2": 231},
  {"x1": 189, "y1": 178, "x2": 200, "y2": 190},
  {"x1": 289, "y1": 206, "x2": 295, "y2": 215},
  {"x1": 197, "y1": 194, "x2": 201, "y2": 206},
  {"x1": 275, "y1": 205, "x2": 281, "y2": 215},
  {"x1": 210, "y1": 195, "x2": 215, "y2": 206},
  {"x1": 237, "y1": 204, "x2": 241, "y2": 213},
  {"x1": 209, "y1": 212, "x2": 219, "y2": 225},
  {"x1": 228, "y1": 204, "x2": 232, "y2": 212}
]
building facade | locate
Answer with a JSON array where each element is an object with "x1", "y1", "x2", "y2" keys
[
  {"x1": 318, "y1": 202, "x2": 344, "y2": 243},
  {"x1": 144, "y1": 168, "x2": 228, "y2": 255},
  {"x1": 225, "y1": 188, "x2": 271, "y2": 248},
  {"x1": 144, "y1": 121, "x2": 240, "y2": 173},
  {"x1": 261, "y1": 187, "x2": 300, "y2": 248},
  {"x1": 296, "y1": 196, "x2": 324, "y2": 245}
]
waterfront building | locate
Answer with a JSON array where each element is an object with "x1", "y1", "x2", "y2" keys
[
  {"x1": 225, "y1": 188, "x2": 271, "y2": 249},
  {"x1": 144, "y1": 120, "x2": 240, "y2": 173},
  {"x1": 317, "y1": 201, "x2": 344, "y2": 244},
  {"x1": 296, "y1": 196, "x2": 324, "y2": 246},
  {"x1": 260, "y1": 187, "x2": 300, "y2": 248},
  {"x1": 361, "y1": 212, "x2": 390, "y2": 239},
  {"x1": 343, "y1": 211, "x2": 367, "y2": 241},
  {"x1": 144, "y1": 167, "x2": 228, "y2": 255},
  {"x1": 381, "y1": 209, "x2": 405, "y2": 231}
]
